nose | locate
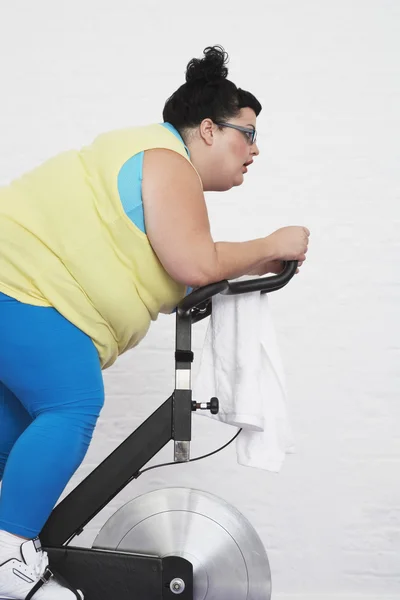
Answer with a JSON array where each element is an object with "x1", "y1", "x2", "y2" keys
[{"x1": 251, "y1": 141, "x2": 260, "y2": 156}]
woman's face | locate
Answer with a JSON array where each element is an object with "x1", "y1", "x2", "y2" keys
[{"x1": 209, "y1": 107, "x2": 260, "y2": 191}]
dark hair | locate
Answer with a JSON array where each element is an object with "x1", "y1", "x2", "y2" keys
[{"x1": 162, "y1": 45, "x2": 262, "y2": 134}]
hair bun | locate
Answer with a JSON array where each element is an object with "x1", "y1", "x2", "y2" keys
[{"x1": 186, "y1": 45, "x2": 229, "y2": 84}]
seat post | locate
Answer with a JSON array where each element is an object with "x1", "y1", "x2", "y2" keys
[{"x1": 173, "y1": 310, "x2": 194, "y2": 462}]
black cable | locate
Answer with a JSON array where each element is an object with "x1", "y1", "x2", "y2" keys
[{"x1": 131, "y1": 428, "x2": 243, "y2": 480}]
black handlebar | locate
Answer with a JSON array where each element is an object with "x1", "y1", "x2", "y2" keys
[{"x1": 177, "y1": 260, "x2": 298, "y2": 315}]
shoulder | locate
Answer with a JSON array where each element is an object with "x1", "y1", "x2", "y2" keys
[{"x1": 143, "y1": 148, "x2": 203, "y2": 190}]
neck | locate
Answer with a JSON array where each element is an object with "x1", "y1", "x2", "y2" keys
[{"x1": 186, "y1": 139, "x2": 216, "y2": 192}]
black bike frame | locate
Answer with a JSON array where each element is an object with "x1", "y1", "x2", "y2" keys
[
  {"x1": 40, "y1": 262, "x2": 297, "y2": 547},
  {"x1": 40, "y1": 310, "x2": 196, "y2": 547}
]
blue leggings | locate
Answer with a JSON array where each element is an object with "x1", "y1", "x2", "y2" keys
[{"x1": 0, "y1": 292, "x2": 104, "y2": 538}]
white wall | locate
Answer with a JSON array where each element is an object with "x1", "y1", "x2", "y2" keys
[{"x1": 1, "y1": 1, "x2": 399, "y2": 598}]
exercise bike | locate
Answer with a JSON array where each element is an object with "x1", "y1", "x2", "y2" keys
[{"x1": 40, "y1": 261, "x2": 298, "y2": 600}]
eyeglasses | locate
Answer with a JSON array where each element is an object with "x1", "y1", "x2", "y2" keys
[{"x1": 215, "y1": 122, "x2": 257, "y2": 145}]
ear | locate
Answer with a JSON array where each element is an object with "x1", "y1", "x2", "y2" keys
[{"x1": 198, "y1": 118, "x2": 215, "y2": 146}]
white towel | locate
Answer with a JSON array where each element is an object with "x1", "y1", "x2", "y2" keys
[{"x1": 192, "y1": 282, "x2": 295, "y2": 472}]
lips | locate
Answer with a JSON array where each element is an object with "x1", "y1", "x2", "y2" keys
[{"x1": 242, "y1": 160, "x2": 253, "y2": 174}]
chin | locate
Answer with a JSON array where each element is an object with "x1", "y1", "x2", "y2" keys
[
  {"x1": 232, "y1": 174, "x2": 245, "y2": 187},
  {"x1": 212, "y1": 182, "x2": 234, "y2": 192},
  {"x1": 212, "y1": 174, "x2": 244, "y2": 192}
]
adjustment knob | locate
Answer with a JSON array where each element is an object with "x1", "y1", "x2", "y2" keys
[
  {"x1": 191, "y1": 397, "x2": 219, "y2": 414},
  {"x1": 208, "y1": 397, "x2": 219, "y2": 414}
]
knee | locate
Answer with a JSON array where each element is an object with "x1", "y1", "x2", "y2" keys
[
  {"x1": 35, "y1": 388, "x2": 105, "y2": 440},
  {"x1": 57, "y1": 392, "x2": 105, "y2": 430},
  {"x1": 32, "y1": 397, "x2": 104, "y2": 468}
]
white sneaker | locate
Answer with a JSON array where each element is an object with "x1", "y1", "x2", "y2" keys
[{"x1": 0, "y1": 537, "x2": 83, "y2": 599}]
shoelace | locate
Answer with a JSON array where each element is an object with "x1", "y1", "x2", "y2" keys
[{"x1": 32, "y1": 550, "x2": 50, "y2": 581}]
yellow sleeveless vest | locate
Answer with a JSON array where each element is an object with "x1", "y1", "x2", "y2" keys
[{"x1": 0, "y1": 124, "x2": 200, "y2": 369}]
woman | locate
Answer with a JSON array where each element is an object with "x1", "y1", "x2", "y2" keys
[{"x1": 0, "y1": 45, "x2": 309, "y2": 599}]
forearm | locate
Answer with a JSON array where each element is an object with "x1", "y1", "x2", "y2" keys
[{"x1": 210, "y1": 238, "x2": 277, "y2": 282}]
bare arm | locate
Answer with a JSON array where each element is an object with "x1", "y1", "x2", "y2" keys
[{"x1": 141, "y1": 149, "x2": 276, "y2": 287}]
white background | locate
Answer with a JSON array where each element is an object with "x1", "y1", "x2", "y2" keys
[{"x1": 0, "y1": 1, "x2": 399, "y2": 598}]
